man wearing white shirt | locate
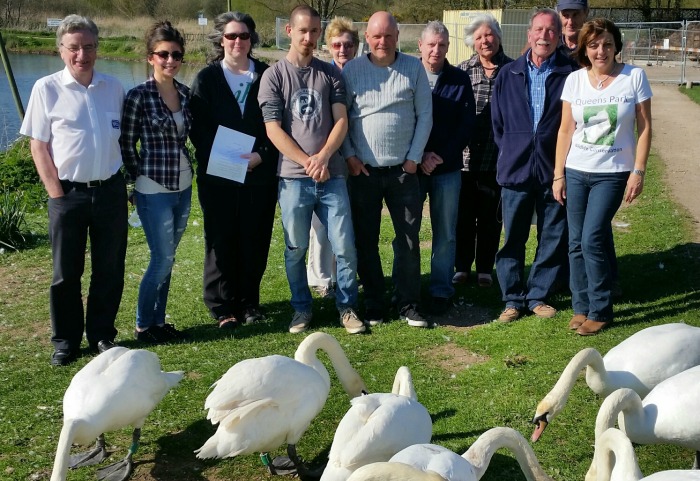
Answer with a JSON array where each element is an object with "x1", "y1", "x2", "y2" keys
[{"x1": 20, "y1": 15, "x2": 127, "y2": 366}]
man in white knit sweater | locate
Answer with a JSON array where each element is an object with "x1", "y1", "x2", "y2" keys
[{"x1": 341, "y1": 11, "x2": 433, "y2": 327}]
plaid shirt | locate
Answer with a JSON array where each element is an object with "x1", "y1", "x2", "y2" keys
[
  {"x1": 458, "y1": 50, "x2": 513, "y2": 172},
  {"x1": 120, "y1": 78, "x2": 192, "y2": 191},
  {"x1": 526, "y1": 50, "x2": 555, "y2": 133}
]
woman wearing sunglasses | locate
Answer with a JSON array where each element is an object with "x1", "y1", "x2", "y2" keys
[
  {"x1": 304, "y1": 17, "x2": 360, "y2": 300},
  {"x1": 189, "y1": 12, "x2": 278, "y2": 329},
  {"x1": 120, "y1": 21, "x2": 192, "y2": 344}
]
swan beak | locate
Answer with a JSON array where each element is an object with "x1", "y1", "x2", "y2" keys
[{"x1": 531, "y1": 418, "x2": 548, "y2": 442}]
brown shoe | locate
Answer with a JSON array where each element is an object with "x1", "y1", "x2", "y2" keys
[
  {"x1": 532, "y1": 304, "x2": 557, "y2": 318},
  {"x1": 498, "y1": 307, "x2": 521, "y2": 323},
  {"x1": 569, "y1": 314, "x2": 587, "y2": 330},
  {"x1": 576, "y1": 319, "x2": 610, "y2": 336}
]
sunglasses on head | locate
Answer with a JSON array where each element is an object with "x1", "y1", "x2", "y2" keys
[
  {"x1": 151, "y1": 50, "x2": 184, "y2": 61},
  {"x1": 223, "y1": 32, "x2": 251, "y2": 41},
  {"x1": 331, "y1": 42, "x2": 354, "y2": 50}
]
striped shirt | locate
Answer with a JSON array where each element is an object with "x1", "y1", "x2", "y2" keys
[
  {"x1": 526, "y1": 50, "x2": 555, "y2": 132},
  {"x1": 458, "y1": 50, "x2": 513, "y2": 172}
]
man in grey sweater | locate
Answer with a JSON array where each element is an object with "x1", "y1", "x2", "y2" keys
[{"x1": 342, "y1": 11, "x2": 433, "y2": 327}]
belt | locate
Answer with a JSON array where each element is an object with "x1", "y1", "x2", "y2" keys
[
  {"x1": 61, "y1": 172, "x2": 121, "y2": 189},
  {"x1": 366, "y1": 164, "x2": 404, "y2": 172}
]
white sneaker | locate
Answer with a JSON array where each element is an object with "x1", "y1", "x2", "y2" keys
[
  {"x1": 289, "y1": 311, "x2": 312, "y2": 334},
  {"x1": 340, "y1": 308, "x2": 366, "y2": 334}
]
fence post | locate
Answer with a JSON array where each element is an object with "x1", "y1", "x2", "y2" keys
[{"x1": 0, "y1": 30, "x2": 24, "y2": 122}]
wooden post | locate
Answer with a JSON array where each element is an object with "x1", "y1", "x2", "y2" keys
[{"x1": 0, "y1": 30, "x2": 25, "y2": 122}]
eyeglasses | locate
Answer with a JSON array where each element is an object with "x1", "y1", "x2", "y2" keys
[
  {"x1": 331, "y1": 42, "x2": 355, "y2": 50},
  {"x1": 150, "y1": 50, "x2": 184, "y2": 61},
  {"x1": 61, "y1": 43, "x2": 97, "y2": 53},
  {"x1": 223, "y1": 32, "x2": 251, "y2": 41}
]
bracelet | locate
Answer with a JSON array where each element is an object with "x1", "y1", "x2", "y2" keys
[
  {"x1": 633, "y1": 168, "x2": 645, "y2": 177},
  {"x1": 553, "y1": 176, "x2": 565, "y2": 182}
]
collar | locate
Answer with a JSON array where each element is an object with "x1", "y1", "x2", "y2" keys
[
  {"x1": 60, "y1": 67, "x2": 102, "y2": 87},
  {"x1": 526, "y1": 49, "x2": 556, "y2": 71}
]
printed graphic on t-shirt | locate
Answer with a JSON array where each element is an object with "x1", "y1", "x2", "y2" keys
[
  {"x1": 291, "y1": 88, "x2": 322, "y2": 121},
  {"x1": 582, "y1": 105, "x2": 617, "y2": 146},
  {"x1": 233, "y1": 81, "x2": 252, "y2": 106}
]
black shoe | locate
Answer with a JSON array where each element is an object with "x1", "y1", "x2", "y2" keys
[
  {"x1": 242, "y1": 307, "x2": 264, "y2": 325},
  {"x1": 51, "y1": 349, "x2": 78, "y2": 366},
  {"x1": 94, "y1": 340, "x2": 117, "y2": 353},
  {"x1": 135, "y1": 325, "x2": 172, "y2": 344},
  {"x1": 160, "y1": 323, "x2": 189, "y2": 340},
  {"x1": 431, "y1": 297, "x2": 450, "y2": 315}
]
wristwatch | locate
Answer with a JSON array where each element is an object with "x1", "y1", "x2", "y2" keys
[{"x1": 633, "y1": 169, "x2": 645, "y2": 177}]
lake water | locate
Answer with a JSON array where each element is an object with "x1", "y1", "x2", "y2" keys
[{"x1": 0, "y1": 53, "x2": 201, "y2": 151}]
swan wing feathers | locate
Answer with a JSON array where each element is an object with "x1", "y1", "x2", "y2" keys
[
  {"x1": 390, "y1": 444, "x2": 477, "y2": 481},
  {"x1": 328, "y1": 394, "x2": 432, "y2": 470},
  {"x1": 62, "y1": 348, "x2": 183, "y2": 439},
  {"x1": 602, "y1": 323, "x2": 700, "y2": 396},
  {"x1": 643, "y1": 472, "x2": 700, "y2": 481},
  {"x1": 204, "y1": 355, "x2": 328, "y2": 424},
  {"x1": 628, "y1": 365, "x2": 700, "y2": 448}
]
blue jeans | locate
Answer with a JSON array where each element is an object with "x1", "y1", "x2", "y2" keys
[
  {"x1": 278, "y1": 177, "x2": 358, "y2": 313},
  {"x1": 496, "y1": 183, "x2": 568, "y2": 311},
  {"x1": 565, "y1": 168, "x2": 628, "y2": 322},
  {"x1": 419, "y1": 170, "x2": 461, "y2": 298},
  {"x1": 135, "y1": 188, "x2": 192, "y2": 329}
]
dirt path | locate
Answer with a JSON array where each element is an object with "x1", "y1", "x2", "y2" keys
[{"x1": 637, "y1": 84, "x2": 700, "y2": 240}]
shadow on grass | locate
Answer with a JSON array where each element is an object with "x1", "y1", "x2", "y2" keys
[{"x1": 148, "y1": 418, "x2": 214, "y2": 481}]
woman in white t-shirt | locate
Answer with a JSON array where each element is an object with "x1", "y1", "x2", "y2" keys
[{"x1": 553, "y1": 18, "x2": 652, "y2": 336}]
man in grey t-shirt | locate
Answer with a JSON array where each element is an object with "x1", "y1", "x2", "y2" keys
[
  {"x1": 342, "y1": 11, "x2": 432, "y2": 328},
  {"x1": 258, "y1": 5, "x2": 363, "y2": 334}
]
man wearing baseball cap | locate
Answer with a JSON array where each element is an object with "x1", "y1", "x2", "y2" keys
[{"x1": 556, "y1": 0, "x2": 589, "y2": 53}]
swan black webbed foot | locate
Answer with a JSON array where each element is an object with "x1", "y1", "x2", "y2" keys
[
  {"x1": 96, "y1": 428, "x2": 140, "y2": 481},
  {"x1": 69, "y1": 434, "x2": 108, "y2": 468}
]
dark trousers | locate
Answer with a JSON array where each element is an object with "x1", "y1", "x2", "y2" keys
[
  {"x1": 48, "y1": 174, "x2": 127, "y2": 351},
  {"x1": 198, "y1": 178, "x2": 278, "y2": 319},
  {"x1": 455, "y1": 170, "x2": 502, "y2": 275},
  {"x1": 348, "y1": 166, "x2": 422, "y2": 311}
]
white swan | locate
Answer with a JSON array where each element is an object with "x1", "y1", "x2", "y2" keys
[
  {"x1": 383, "y1": 427, "x2": 555, "y2": 481},
  {"x1": 532, "y1": 323, "x2": 700, "y2": 441},
  {"x1": 51, "y1": 347, "x2": 184, "y2": 481},
  {"x1": 195, "y1": 332, "x2": 367, "y2": 475},
  {"x1": 592, "y1": 428, "x2": 700, "y2": 481},
  {"x1": 320, "y1": 366, "x2": 432, "y2": 481},
  {"x1": 349, "y1": 462, "x2": 448, "y2": 481},
  {"x1": 586, "y1": 365, "x2": 700, "y2": 481}
]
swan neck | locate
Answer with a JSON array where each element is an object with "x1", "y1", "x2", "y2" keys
[
  {"x1": 595, "y1": 429, "x2": 643, "y2": 481},
  {"x1": 295, "y1": 334, "x2": 365, "y2": 396},
  {"x1": 51, "y1": 420, "x2": 78, "y2": 481},
  {"x1": 465, "y1": 427, "x2": 555, "y2": 481},
  {"x1": 595, "y1": 388, "x2": 643, "y2": 439},
  {"x1": 392, "y1": 366, "x2": 417, "y2": 400}
]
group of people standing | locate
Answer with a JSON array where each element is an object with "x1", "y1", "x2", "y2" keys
[{"x1": 20, "y1": 1, "x2": 651, "y2": 366}]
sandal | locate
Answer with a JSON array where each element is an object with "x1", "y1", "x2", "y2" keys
[{"x1": 218, "y1": 316, "x2": 239, "y2": 329}]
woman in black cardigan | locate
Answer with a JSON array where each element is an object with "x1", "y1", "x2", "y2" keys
[{"x1": 189, "y1": 11, "x2": 278, "y2": 328}]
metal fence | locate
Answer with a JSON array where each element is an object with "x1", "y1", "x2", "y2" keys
[{"x1": 276, "y1": 16, "x2": 700, "y2": 84}]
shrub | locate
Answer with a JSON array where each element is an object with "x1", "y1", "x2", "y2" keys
[
  {"x1": 0, "y1": 189, "x2": 28, "y2": 250},
  {"x1": 0, "y1": 137, "x2": 46, "y2": 209}
]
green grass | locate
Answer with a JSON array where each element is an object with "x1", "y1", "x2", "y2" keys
[
  {"x1": 680, "y1": 83, "x2": 700, "y2": 104},
  {"x1": 0, "y1": 149, "x2": 698, "y2": 481}
]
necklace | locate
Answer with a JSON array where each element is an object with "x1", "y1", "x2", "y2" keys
[{"x1": 591, "y1": 63, "x2": 617, "y2": 89}]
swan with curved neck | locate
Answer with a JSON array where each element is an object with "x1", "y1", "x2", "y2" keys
[
  {"x1": 532, "y1": 323, "x2": 700, "y2": 441},
  {"x1": 385, "y1": 427, "x2": 555, "y2": 481},
  {"x1": 195, "y1": 332, "x2": 367, "y2": 475},
  {"x1": 51, "y1": 347, "x2": 183, "y2": 481},
  {"x1": 586, "y1": 365, "x2": 700, "y2": 480},
  {"x1": 320, "y1": 366, "x2": 432, "y2": 481},
  {"x1": 593, "y1": 428, "x2": 700, "y2": 481}
]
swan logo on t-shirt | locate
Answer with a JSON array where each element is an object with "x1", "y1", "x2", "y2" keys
[
  {"x1": 582, "y1": 105, "x2": 617, "y2": 146},
  {"x1": 291, "y1": 88, "x2": 322, "y2": 121}
]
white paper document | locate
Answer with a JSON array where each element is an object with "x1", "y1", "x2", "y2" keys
[{"x1": 206, "y1": 125, "x2": 256, "y2": 183}]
